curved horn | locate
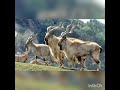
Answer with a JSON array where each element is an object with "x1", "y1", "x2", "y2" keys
[
  {"x1": 69, "y1": 25, "x2": 77, "y2": 33},
  {"x1": 47, "y1": 22, "x2": 65, "y2": 35},
  {"x1": 60, "y1": 25, "x2": 76, "y2": 37},
  {"x1": 59, "y1": 27, "x2": 70, "y2": 37},
  {"x1": 58, "y1": 22, "x2": 63, "y2": 27},
  {"x1": 65, "y1": 19, "x2": 74, "y2": 33},
  {"x1": 30, "y1": 32, "x2": 34, "y2": 37},
  {"x1": 27, "y1": 32, "x2": 34, "y2": 40},
  {"x1": 61, "y1": 22, "x2": 66, "y2": 29},
  {"x1": 59, "y1": 20, "x2": 73, "y2": 37},
  {"x1": 47, "y1": 22, "x2": 64, "y2": 33},
  {"x1": 48, "y1": 27, "x2": 58, "y2": 35}
]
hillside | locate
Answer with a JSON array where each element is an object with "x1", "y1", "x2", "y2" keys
[
  {"x1": 15, "y1": 62, "x2": 72, "y2": 71},
  {"x1": 15, "y1": 62, "x2": 99, "y2": 71}
]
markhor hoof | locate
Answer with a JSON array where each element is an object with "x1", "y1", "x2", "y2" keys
[
  {"x1": 59, "y1": 65, "x2": 64, "y2": 68},
  {"x1": 96, "y1": 68, "x2": 100, "y2": 71},
  {"x1": 80, "y1": 68, "x2": 87, "y2": 71}
]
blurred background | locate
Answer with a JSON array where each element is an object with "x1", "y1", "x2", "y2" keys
[
  {"x1": 15, "y1": 71, "x2": 105, "y2": 90},
  {"x1": 15, "y1": 0, "x2": 105, "y2": 19}
]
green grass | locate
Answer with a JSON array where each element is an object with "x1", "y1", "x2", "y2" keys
[
  {"x1": 15, "y1": 62, "x2": 72, "y2": 71},
  {"x1": 15, "y1": 62, "x2": 98, "y2": 71},
  {"x1": 15, "y1": 77, "x2": 82, "y2": 90}
]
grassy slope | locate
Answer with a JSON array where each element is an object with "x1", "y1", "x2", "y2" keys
[{"x1": 15, "y1": 62, "x2": 72, "y2": 71}]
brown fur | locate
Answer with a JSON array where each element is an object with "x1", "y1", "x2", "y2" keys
[
  {"x1": 44, "y1": 23, "x2": 66, "y2": 67},
  {"x1": 45, "y1": 35, "x2": 64, "y2": 66},
  {"x1": 44, "y1": 23, "x2": 89, "y2": 68},
  {"x1": 45, "y1": 33, "x2": 82, "y2": 67},
  {"x1": 30, "y1": 60, "x2": 41, "y2": 65},
  {"x1": 15, "y1": 49, "x2": 29, "y2": 63},
  {"x1": 25, "y1": 34, "x2": 57, "y2": 65},
  {"x1": 58, "y1": 37, "x2": 102, "y2": 71}
]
